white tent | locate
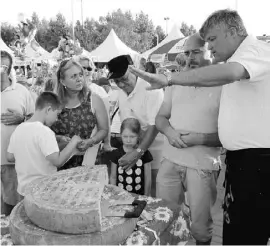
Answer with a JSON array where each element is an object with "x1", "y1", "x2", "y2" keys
[
  {"x1": 24, "y1": 39, "x2": 50, "y2": 60},
  {"x1": 90, "y1": 29, "x2": 139, "y2": 62},
  {"x1": 142, "y1": 23, "x2": 184, "y2": 58},
  {"x1": 0, "y1": 38, "x2": 14, "y2": 54}
]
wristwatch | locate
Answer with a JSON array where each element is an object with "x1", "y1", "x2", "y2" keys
[
  {"x1": 163, "y1": 70, "x2": 173, "y2": 86},
  {"x1": 136, "y1": 148, "x2": 145, "y2": 156}
]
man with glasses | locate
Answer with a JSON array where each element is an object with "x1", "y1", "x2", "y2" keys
[
  {"x1": 155, "y1": 33, "x2": 222, "y2": 245},
  {"x1": 107, "y1": 55, "x2": 164, "y2": 197},
  {"x1": 1, "y1": 50, "x2": 34, "y2": 215}
]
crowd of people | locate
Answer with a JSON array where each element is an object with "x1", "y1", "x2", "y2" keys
[{"x1": 1, "y1": 8, "x2": 270, "y2": 245}]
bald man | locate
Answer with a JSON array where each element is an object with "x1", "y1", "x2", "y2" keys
[{"x1": 155, "y1": 33, "x2": 222, "y2": 245}]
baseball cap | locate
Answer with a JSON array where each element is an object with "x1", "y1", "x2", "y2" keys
[{"x1": 107, "y1": 55, "x2": 133, "y2": 79}]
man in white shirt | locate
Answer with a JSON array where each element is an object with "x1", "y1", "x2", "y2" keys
[
  {"x1": 156, "y1": 33, "x2": 222, "y2": 245},
  {"x1": 107, "y1": 55, "x2": 164, "y2": 197},
  {"x1": 1, "y1": 50, "x2": 35, "y2": 215},
  {"x1": 128, "y1": 9, "x2": 270, "y2": 245}
]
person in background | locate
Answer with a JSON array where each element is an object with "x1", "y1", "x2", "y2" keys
[
  {"x1": 145, "y1": 61, "x2": 156, "y2": 74},
  {"x1": 51, "y1": 58, "x2": 109, "y2": 170},
  {"x1": 155, "y1": 33, "x2": 222, "y2": 245},
  {"x1": 128, "y1": 9, "x2": 270, "y2": 245},
  {"x1": 44, "y1": 78, "x2": 56, "y2": 92},
  {"x1": 7, "y1": 92, "x2": 82, "y2": 197},
  {"x1": 109, "y1": 118, "x2": 152, "y2": 196},
  {"x1": 175, "y1": 52, "x2": 187, "y2": 71},
  {"x1": 107, "y1": 55, "x2": 164, "y2": 197},
  {"x1": 1, "y1": 50, "x2": 34, "y2": 215},
  {"x1": 139, "y1": 57, "x2": 147, "y2": 71}
]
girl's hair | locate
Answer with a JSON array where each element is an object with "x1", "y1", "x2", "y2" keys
[
  {"x1": 120, "y1": 118, "x2": 141, "y2": 136},
  {"x1": 55, "y1": 58, "x2": 88, "y2": 105}
]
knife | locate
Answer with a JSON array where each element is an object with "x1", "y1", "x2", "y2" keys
[{"x1": 101, "y1": 199, "x2": 147, "y2": 218}]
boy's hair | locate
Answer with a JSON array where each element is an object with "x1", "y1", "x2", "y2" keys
[
  {"x1": 35, "y1": 92, "x2": 62, "y2": 111},
  {"x1": 120, "y1": 118, "x2": 141, "y2": 136}
]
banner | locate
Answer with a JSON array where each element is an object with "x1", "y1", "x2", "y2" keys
[{"x1": 150, "y1": 54, "x2": 166, "y2": 63}]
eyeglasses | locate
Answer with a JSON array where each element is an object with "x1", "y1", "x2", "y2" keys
[{"x1": 83, "y1": 66, "x2": 92, "y2": 72}]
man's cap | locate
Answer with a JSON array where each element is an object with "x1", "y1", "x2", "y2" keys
[{"x1": 107, "y1": 55, "x2": 133, "y2": 79}]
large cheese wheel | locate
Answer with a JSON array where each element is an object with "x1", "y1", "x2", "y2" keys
[
  {"x1": 24, "y1": 165, "x2": 136, "y2": 234},
  {"x1": 10, "y1": 201, "x2": 138, "y2": 245}
]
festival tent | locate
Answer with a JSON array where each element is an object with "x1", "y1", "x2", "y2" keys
[
  {"x1": 0, "y1": 38, "x2": 14, "y2": 54},
  {"x1": 24, "y1": 39, "x2": 50, "y2": 60},
  {"x1": 167, "y1": 36, "x2": 188, "y2": 61},
  {"x1": 142, "y1": 23, "x2": 185, "y2": 59},
  {"x1": 90, "y1": 29, "x2": 139, "y2": 62}
]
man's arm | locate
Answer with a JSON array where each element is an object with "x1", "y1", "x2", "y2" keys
[
  {"x1": 155, "y1": 88, "x2": 172, "y2": 135},
  {"x1": 138, "y1": 125, "x2": 159, "y2": 151},
  {"x1": 155, "y1": 88, "x2": 187, "y2": 149},
  {"x1": 7, "y1": 152, "x2": 15, "y2": 162},
  {"x1": 171, "y1": 62, "x2": 249, "y2": 87},
  {"x1": 128, "y1": 62, "x2": 249, "y2": 89}
]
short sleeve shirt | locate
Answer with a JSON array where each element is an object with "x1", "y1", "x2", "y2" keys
[
  {"x1": 1, "y1": 83, "x2": 35, "y2": 165},
  {"x1": 218, "y1": 36, "x2": 270, "y2": 150},
  {"x1": 8, "y1": 122, "x2": 59, "y2": 195},
  {"x1": 118, "y1": 78, "x2": 164, "y2": 131},
  {"x1": 109, "y1": 147, "x2": 153, "y2": 195}
]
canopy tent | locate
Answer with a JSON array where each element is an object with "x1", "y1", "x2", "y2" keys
[
  {"x1": 142, "y1": 23, "x2": 184, "y2": 58},
  {"x1": 0, "y1": 38, "x2": 14, "y2": 54},
  {"x1": 167, "y1": 36, "x2": 188, "y2": 61},
  {"x1": 24, "y1": 39, "x2": 50, "y2": 60},
  {"x1": 90, "y1": 29, "x2": 139, "y2": 62}
]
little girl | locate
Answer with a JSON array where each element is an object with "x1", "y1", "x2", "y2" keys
[{"x1": 109, "y1": 118, "x2": 152, "y2": 196}]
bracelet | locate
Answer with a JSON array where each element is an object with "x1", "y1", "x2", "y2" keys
[{"x1": 163, "y1": 70, "x2": 173, "y2": 86}]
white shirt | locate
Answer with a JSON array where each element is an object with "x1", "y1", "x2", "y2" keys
[
  {"x1": 163, "y1": 86, "x2": 222, "y2": 170},
  {"x1": 89, "y1": 83, "x2": 110, "y2": 112},
  {"x1": 1, "y1": 83, "x2": 35, "y2": 165},
  {"x1": 218, "y1": 36, "x2": 270, "y2": 150},
  {"x1": 118, "y1": 78, "x2": 164, "y2": 131},
  {"x1": 108, "y1": 89, "x2": 121, "y2": 134},
  {"x1": 8, "y1": 122, "x2": 59, "y2": 195}
]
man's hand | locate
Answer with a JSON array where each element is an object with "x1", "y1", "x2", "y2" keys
[
  {"x1": 165, "y1": 128, "x2": 188, "y2": 149},
  {"x1": 180, "y1": 132, "x2": 204, "y2": 147},
  {"x1": 102, "y1": 143, "x2": 113, "y2": 152},
  {"x1": 1, "y1": 108, "x2": 24, "y2": 125},
  {"x1": 119, "y1": 150, "x2": 141, "y2": 171},
  {"x1": 128, "y1": 66, "x2": 168, "y2": 90}
]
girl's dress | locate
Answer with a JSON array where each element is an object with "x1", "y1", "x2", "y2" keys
[
  {"x1": 109, "y1": 146, "x2": 153, "y2": 195},
  {"x1": 51, "y1": 92, "x2": 97, "y2": 170}
]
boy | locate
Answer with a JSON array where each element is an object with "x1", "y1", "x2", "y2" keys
[{"x1": 7, "y1": 92, "x2": 82, "y2": 196}]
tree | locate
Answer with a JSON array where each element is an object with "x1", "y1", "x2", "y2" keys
[
  {"x1": 31, "y1": 12, "x2": 41, "y2": 28},
  {"x1": 1, "y1": 23, "x2": 17, "y2": 46},
  {"x1": 180, "y1": 22, "x2": 197, "y2": 36},
  {"x1": 151, "y1": 25, "x2": 166, "y2": 48}
]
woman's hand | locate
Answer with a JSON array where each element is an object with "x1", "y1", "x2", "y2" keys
[{"x1": 76, "y1": 138, "x2": 95, "y2": 152}]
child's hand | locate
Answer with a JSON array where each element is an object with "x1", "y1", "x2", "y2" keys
[{"x1": 70, "y1": 135, "x2": 83, "y2": 147}]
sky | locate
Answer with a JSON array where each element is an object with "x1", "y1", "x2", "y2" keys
[{"x1": 0, "y1": 0, "x2": 269, "y2": 36}]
